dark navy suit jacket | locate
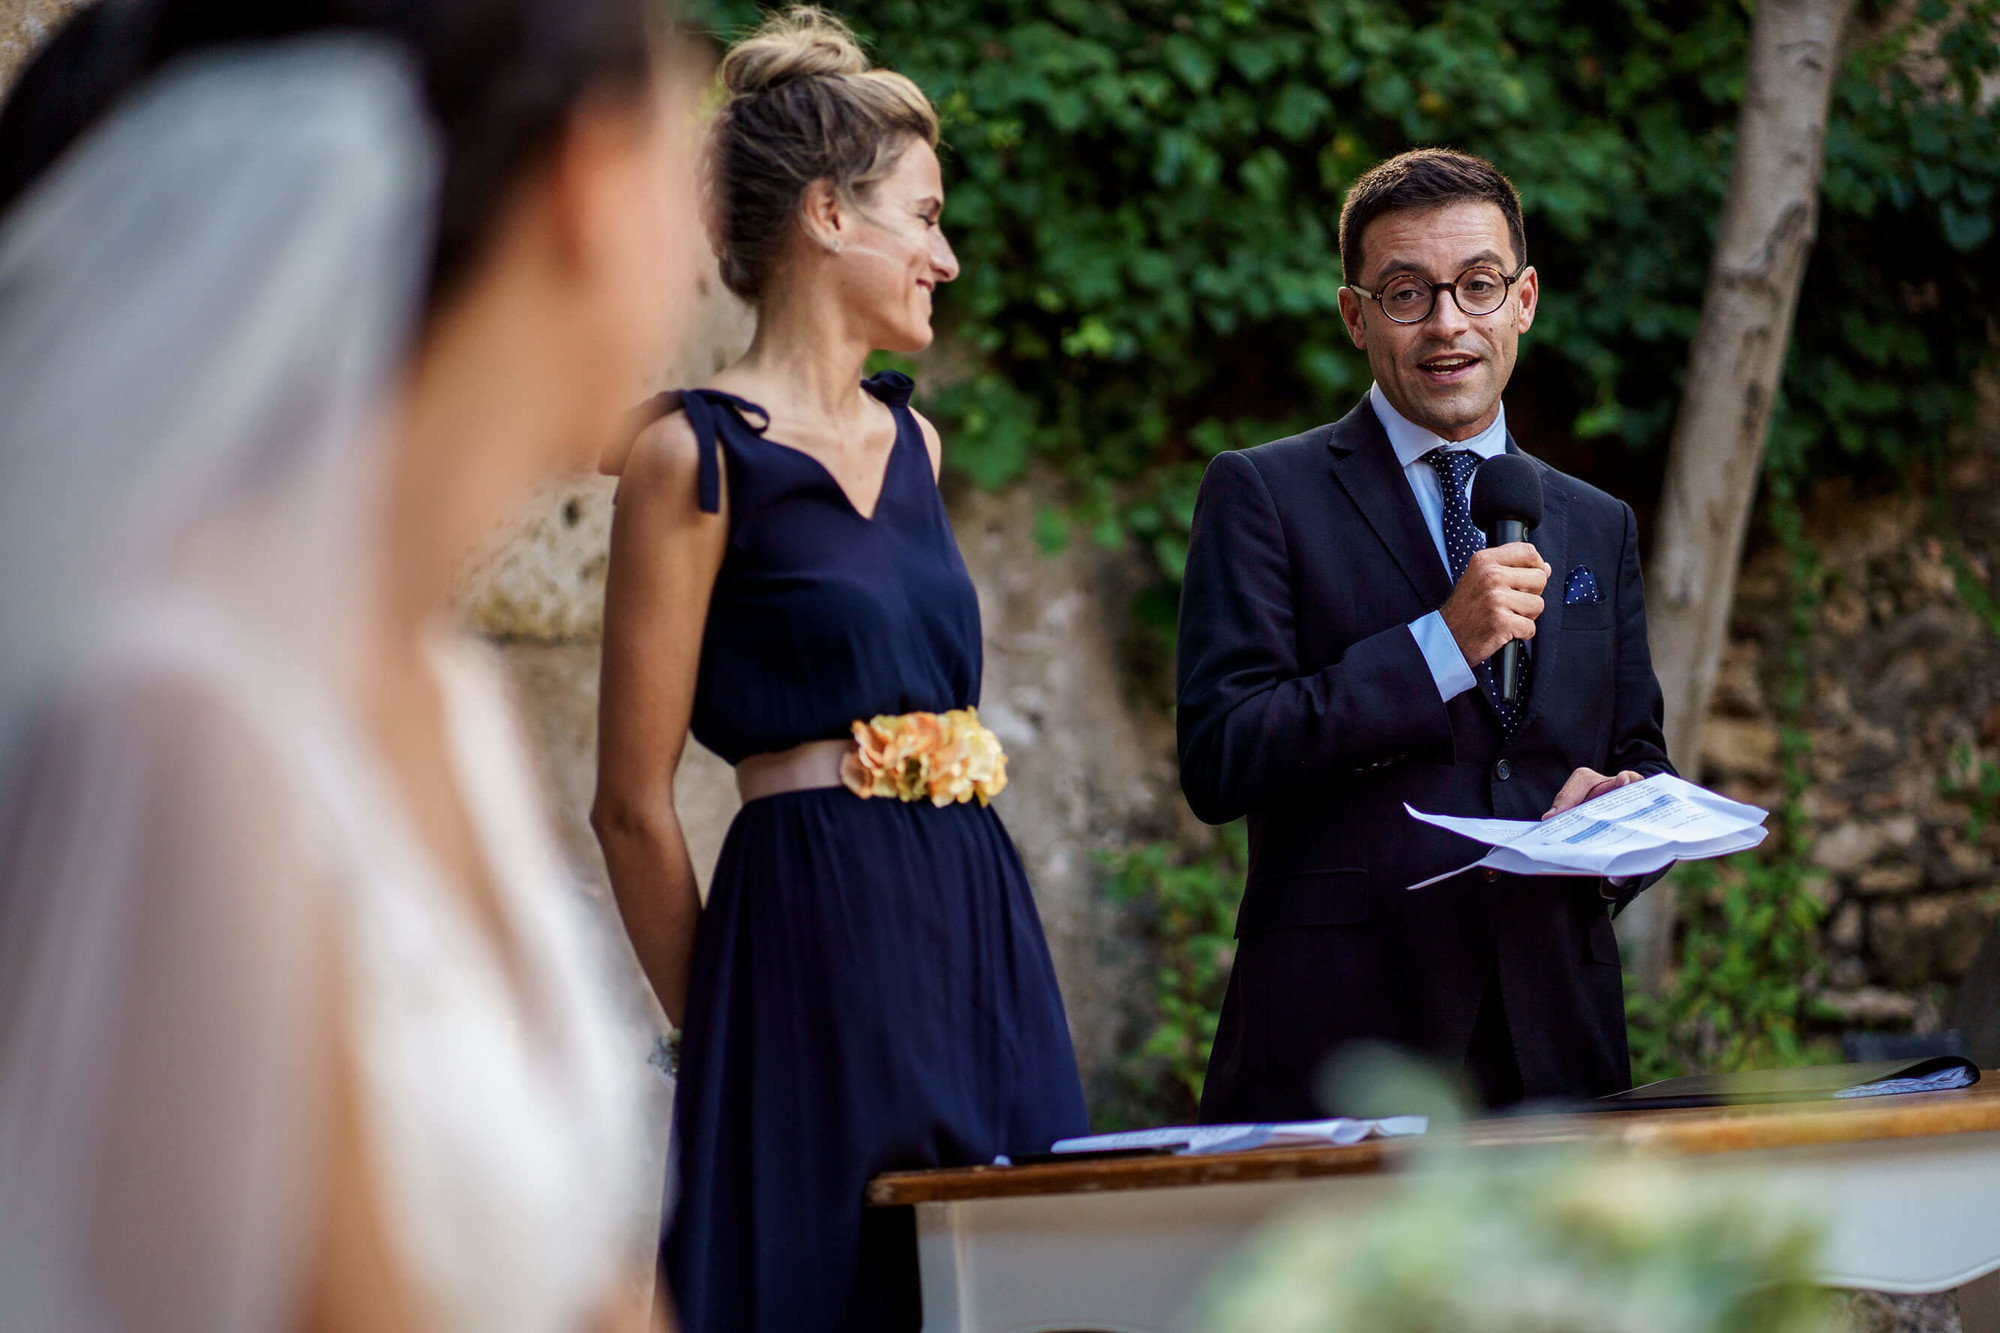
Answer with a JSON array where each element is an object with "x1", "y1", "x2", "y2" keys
[{"x1": 1176, "y1": 395, "x2": 1674, "y2": 1122}]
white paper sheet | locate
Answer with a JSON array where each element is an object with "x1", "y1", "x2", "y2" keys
[
  {"x1": 1047, "y1": 1116, "x2": 1428, "y2": 1157},
  {"x1": 1403, "y1": 774, "x2": 1769, "y2": 889}
]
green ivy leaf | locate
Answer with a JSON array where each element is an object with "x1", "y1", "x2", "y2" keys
[
  {"x1": 1227, "y1": 36, "x2": 1282, "y2": 84},
  {"x1": 1573, "y1": 401, "x2": 1623, "y2": 438},
  {"x1": 1162, "y1": 34, "x2": 1219, "y2": 93},
  {"x1": 1031, "y1": 504, "x2": 1072, "y2": 554},
  {"x1": 1189, "y1": 418, "x2": 1234, "y2": 456},
  {"x1": 1270, "y1": 82, "x2": 1333, "y2": 140},
  {"x1": 1940, "y1": 201, "x2": 1994, "y2": 250}
]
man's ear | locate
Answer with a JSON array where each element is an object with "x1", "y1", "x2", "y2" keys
[
  {"x1": 1337, "y1": 285, "x2": 1369, "y2": 351},
  {"x1": 1513, "y1": 265, "x2": 1538, "y2": 336}
]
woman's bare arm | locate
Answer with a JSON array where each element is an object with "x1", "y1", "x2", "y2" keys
[{"x1": 591, "y1": 411, "x2": 726, "y2": 1026}]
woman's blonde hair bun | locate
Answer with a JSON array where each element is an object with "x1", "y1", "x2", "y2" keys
[
  {"x1": 719, "y1": 6, "x2": 870, "y2": 97},
  {"x1": 707, "y1": 6, "x2": 938, "y2": 301}
]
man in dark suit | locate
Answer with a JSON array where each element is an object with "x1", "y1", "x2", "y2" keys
[{"x1": 1176, "y1": 148, "x2": 1675, "y2": 1120}]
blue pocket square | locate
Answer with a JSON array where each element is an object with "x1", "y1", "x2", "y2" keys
[{"x1": 1564, "y1": 565, "x2": 1603, "y2": 605}]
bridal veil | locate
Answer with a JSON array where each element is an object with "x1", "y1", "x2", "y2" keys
[{"x1": 0, "y1": 37, "x2": 435, "y2": 1332}]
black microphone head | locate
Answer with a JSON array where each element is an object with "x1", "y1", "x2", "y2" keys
[{"x1": 1470, "y1": 453, "x2": 1544, "y2": 530}]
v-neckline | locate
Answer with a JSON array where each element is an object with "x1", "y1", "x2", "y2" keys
[
  {"x1": 356, "y1": 635, "x2": 554, "y2": 1047},
  {"x1": 714, "y1": 388, "x2": 905, "y2": 524}
]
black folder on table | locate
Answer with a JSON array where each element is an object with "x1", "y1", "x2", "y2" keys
[{"x1": 1584, "y1": 1057, "x2": 1981, "y2": 1112}]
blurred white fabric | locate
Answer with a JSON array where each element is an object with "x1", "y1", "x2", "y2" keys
[{"x1": 0, "y1": 38, "x2": 647, "y2": 1333}]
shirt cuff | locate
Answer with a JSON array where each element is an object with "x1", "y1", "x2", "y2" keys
[{"x1": 1409, "y1": 611, "x2": 1478, "y2": 702}]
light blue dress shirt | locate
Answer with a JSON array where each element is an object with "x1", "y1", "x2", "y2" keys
[{"x1": 1367, "y1": 382, "x2": 1509, "y2": 704}]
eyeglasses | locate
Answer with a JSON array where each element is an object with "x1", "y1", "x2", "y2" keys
[{"x1": 1347, "y1": 264, "x2": 1526, "y2": 325}]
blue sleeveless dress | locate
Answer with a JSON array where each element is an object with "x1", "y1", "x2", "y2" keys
[{"x1": 660, "y1": 372, "x2": 1088, "y2": 1333}]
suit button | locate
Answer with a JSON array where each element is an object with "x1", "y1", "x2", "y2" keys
[
  {"x1": 1494, "y1": 759, "x2": 1512, "y2": 781},
  {"x1": 1482, "y1": 868, "x2": 1499, "y2": 881}
]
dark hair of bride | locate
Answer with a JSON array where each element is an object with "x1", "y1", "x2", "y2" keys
[{"x1": 0, "y1": 0, "x2": 661, "y2": 304}]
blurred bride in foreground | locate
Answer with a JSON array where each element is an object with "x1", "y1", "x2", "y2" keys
[{"x1": 0, "y1": 3, "x2": 703, "y2": 1330}]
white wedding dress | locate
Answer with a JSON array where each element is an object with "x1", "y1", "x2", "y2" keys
[
  {"x1": 0, "y1": 598, "x2": 649, "y2": 1333},
  {"x1": 330, "y1": 632, "x2": 649, "y2": 1333},
  {"x1": 0, "y1": 39, "x2": 651, "y2": 1333}
]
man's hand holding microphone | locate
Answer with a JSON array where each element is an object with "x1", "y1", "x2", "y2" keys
[
  {"x1": 1439, "y1": 540, "x2": 1548, "y2": 670},
  {"x1": 1436, "y1": 453, "x2": 1639, "y2": 821}
]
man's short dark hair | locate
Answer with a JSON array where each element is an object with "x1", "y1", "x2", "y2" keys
[{"x1": 1338, "y1": 148, "x2": 1527, "y2": 285}]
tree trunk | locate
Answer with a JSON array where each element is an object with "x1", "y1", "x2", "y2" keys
[{"x1": 1627, "y1": 0, "x2": 1858, "y2": 994}]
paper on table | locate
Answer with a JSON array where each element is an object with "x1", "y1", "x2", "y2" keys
[
  {"x1": 1832, "y1": 1064, "x2": 1977, "y2": 1099},
  {"x1": 1049, "y1": 1116, "x2": 1428, "y2": 1157},
  {"x1": 1403, "y1": 774, "x2": 1769, "y2": 890}
]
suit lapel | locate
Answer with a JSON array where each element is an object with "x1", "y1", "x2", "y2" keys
[
  {"x1": 1511, "y1": 436, "x2": 1569, "y2": 740},
  {"x1": 1325, "y1": 407, "x2": 1566, "y2": 738},
  {"x1": 1326, "y1": 399, "x2": 1454, "y2": 610}
]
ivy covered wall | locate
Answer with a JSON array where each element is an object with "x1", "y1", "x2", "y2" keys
[{"x1": 706, "y1": 0, "x2": 2000, "y2": 618}]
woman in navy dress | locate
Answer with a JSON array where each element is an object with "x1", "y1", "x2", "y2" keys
[{"x1": 591, "y1": 10, "x2": 1088, "y2": 1331}]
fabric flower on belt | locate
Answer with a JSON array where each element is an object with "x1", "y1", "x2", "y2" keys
[{"x1": 840, "y1": 707, "x2": 1009, "y2": 806}]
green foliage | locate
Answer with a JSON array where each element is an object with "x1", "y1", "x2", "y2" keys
[
  {"x1": 1625, "y1": 855, "x2": 1836, "y2": 1084},
  {"x1": 698, "y1": 0, "x2": 2000, "y2": 605},
  {"x1": 1096, "y1": 822, "x2": 1247, "y2": 1125},
  {"x1": 1942, "y1": 742, "x2": 2000, "y2": 842},
  {"x1": 1935, "y1": 505, "x2": 2000, "y2": 838},
  {"x1": 1944, "y1": 541, "x2": 2000, "y2": 641},
  {"x1": 1626, "y1": 488, "x2": 1838, "y2": 1083}
]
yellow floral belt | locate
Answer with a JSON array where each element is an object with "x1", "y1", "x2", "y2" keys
[
  {"x1": 841, "y1": 707, "x2": 1008, "y2": 806},
  {"x1": 732, "y1": 708, "x2": 1009, "y2": 806}
]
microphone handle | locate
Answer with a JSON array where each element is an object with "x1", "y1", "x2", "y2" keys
[{"x1": 1492, "y1": 518, "x2": 1527, "y2": 704}]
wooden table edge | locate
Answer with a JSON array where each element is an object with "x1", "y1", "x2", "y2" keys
[
  {"x1": 866, "y1": 1079, "x2": 2000, "y2": 1207},
  {"x1": 867, "y1": 1138, "x2": 1399, "y2": 1205}
]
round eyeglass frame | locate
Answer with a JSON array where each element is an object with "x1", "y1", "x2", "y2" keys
[{"x1": 1347, "y1": 263, "x2": 1527, "y2": 325}]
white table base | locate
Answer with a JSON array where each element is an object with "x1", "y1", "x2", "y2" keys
[{"x1": 912, "y1": 1130, "x2": 2000, "y2": 1333}]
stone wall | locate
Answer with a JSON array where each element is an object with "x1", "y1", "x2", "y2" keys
[
  {"x1": 1696, "y1": 412, "x2": 2000, "y2": 1053},
  {"x1": 0, "y1": 0, "x2": 78, "y2": 89}
]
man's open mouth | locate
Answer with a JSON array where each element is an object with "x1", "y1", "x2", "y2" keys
[{"x1": 1418, "y1": 354, "x2": 1479, "y2": 381}]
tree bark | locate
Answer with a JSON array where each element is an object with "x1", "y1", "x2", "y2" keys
[{"x1": 1627, "y1": 0, "x2": 1858, "y2": 994}]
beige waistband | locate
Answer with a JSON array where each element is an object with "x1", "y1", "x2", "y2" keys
[{"x1": 735, "y1": 738, "x2": 854, "y2": 803}]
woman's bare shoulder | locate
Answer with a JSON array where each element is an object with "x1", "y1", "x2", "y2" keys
[
  {"x1": 908, "y1": 406, "x2": 943, "y2": 480},
  {"x1": 622, "y1": 408, "x2": 701, "y2": 489},
  {"x1": 611, "y1": 404, "x2": 729, "y2": 539}
]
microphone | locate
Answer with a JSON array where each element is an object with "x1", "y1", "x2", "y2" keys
[{"x1": 1468, "y1": 454, "x2": 1545, "y2": 704}]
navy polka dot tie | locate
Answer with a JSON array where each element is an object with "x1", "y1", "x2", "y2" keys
[{"x1": 1424, "y1": 447, "x2": 1530, "y2": 738}]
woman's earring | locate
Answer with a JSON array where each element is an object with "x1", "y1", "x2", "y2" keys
[{"x1": 826, "y1": 238, "x2": 843, "y2": 255}]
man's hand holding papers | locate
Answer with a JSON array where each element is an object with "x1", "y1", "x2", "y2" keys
[{"x1": 1404, "y1": 773, "x2": 1768, "y2": 891}]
